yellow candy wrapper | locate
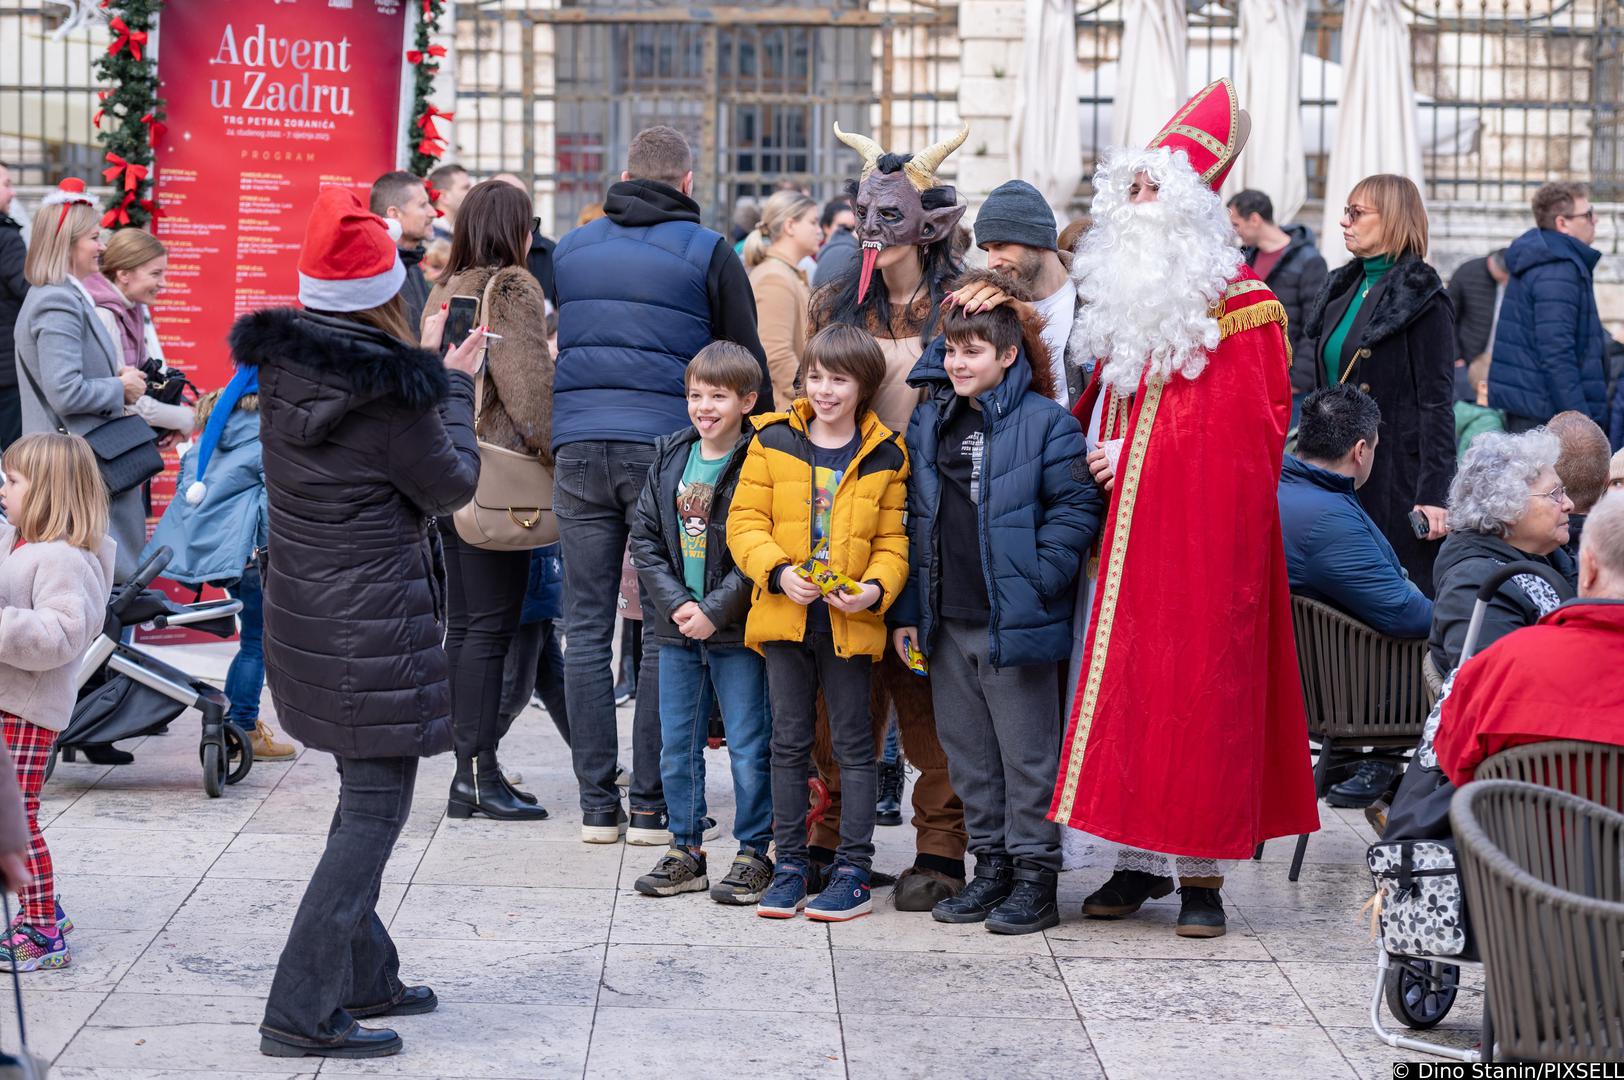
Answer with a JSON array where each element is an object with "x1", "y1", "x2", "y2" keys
[
  {"x1": 795, "y1": 558, "x2": 863, "y2": 597},
  {"x1": 902, "y1": 637, "x2": 928, "y2": 676}
]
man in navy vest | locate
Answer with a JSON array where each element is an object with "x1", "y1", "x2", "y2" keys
[{"x1": 552, "y1": 125, "x2": 770, "y2": 845}]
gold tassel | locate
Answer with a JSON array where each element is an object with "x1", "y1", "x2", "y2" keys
[{"x1": 1218, "y1": 298, "x2": 1288, "y2": 342}]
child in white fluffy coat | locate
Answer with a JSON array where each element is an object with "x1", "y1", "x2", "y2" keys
[{"x1": 0, "y1": 433, "x2": 115, "y2": 971}]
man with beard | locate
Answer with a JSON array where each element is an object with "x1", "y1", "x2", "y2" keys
[
  {"x1": 973, "y1": 180, "x2": 1086, "y2": 405},
  {"x1": 1047, "y1": 79, "x2": 1319, "y2": 938}
]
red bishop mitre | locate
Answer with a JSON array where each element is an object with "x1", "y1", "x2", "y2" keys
[{"x1": 1146, "y1": 77, "x2": 1252, "y2": 192}]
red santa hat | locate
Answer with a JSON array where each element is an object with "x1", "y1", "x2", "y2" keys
[
  {"x1": 297, "y1": 186, "x2": 405, "y2": 312},
  {"x1": 39, "y1": 177, "x2": 97, "y2": 235},
  {"x1": 1146, "y1": 78, "x2": 1252, "y2": 192}
]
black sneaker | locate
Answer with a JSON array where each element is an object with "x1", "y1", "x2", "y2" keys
[
  {"x1": 932, "y1": 855, "x2": 1013, "y2": 924},
  {"x1": 627, "y1": 809, "x2": 670, "y2": 847},
  {"x1": 875, "y1": 760, "x2": 904, "y2": 827},
  {"x1": 710, "y1": 847, "x2": 774, "y2": 905},
  {"x1": 634, "y1": 847, "x2": 709, "y2": 897},
  {"x1": 986, "y1": 864, "x2": 1060, "y2": 935},
  {"x1": 580, "y1": 805, "x2": 627, "y2": 844},
  {"x1": 1174, "y1": 886, "x2": 1226, "y2": 938},
  {"x1": 1327, "y1": 760, "x2": 1399, "y2": 808},
  {"x1": 1081, "y1": 869, "x2": 1174, "y2": 918}
]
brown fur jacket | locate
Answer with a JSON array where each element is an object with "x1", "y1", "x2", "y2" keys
[{"x1": 425, "y1": 266, "x2": 554, "y2": 461}]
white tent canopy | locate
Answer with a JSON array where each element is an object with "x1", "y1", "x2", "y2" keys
[
  {"x1": 1224, "y1": 0, "x2": 1308, "y2": 222},
  {"x1": 1110, "y1": 0, "x2": 1189, "y2": 147},
  {"x1": 1320, "y1": 0, "x2": 1427, "y2": 265},
  {"x1": 1010, "y1": 0, "x2": 1086, "y2": 211}
]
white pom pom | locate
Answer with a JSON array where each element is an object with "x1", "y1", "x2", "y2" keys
[
  {"x1": 385, "y1": 218, "x2": 403, "y2": 242},
  {"x1": 185, "y1": 481, "x2": 206, "y2": 505}
]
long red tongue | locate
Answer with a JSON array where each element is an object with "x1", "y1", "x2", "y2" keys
[{"x1": 856, "y1": 245, "x2": 880, "y2": 304}]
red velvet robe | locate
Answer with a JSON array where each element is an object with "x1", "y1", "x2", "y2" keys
[{"x1": 1049, "y1": 269, "x2": 1320, "y2": 859}]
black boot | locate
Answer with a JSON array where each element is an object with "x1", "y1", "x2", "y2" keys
[
  {"x1": 931, "y1": 854, "x2": 1012, "y2": 924},
  {"x1": 447, "y1": 754, "x2": 549, "y2": 821},
  {"x1": 875, "y1": 759, "x2": 904, "y2": 827},
  {"x1": 82, "y1": 743, "x2": 135, "y2": 766},
  {"x1": 986, "y1": 863, "x2": 1060, "y2": 935},
  {"x1": 493, "y1": 759, "x2": 539, "y2": 805},
  {"x1": 1175, "y1": 886, "x2": 1226, "y2": 938},
  {"x1": 1081, "y1": 869, "x2": 1174, "y2": 918},
  {"x1": 1326, "y1": 760, "x2": 1399, "y2": 809}
]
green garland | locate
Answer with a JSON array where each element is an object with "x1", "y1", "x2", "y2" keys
[
  {"x1": 95, "y1": 0, "x2": 165, "y2": 230},
  {"x1": 408, "y1": 0, "x2": 449, "y2": 177}
]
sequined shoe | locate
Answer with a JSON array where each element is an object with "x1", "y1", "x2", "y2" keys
[{"x1": 0, "y1": 924, "x2": 70, "y2": 971}]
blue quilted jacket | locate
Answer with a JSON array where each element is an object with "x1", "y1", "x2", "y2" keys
[
  {"x1": 891, "y1": 337, "x2": 1102, "y2": 668},
  {"x1": 1488, "y1": 228, "x2": 1610, "y2": 429}
]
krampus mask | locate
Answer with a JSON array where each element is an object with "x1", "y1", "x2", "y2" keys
[{"x1": 833, "y1": 122, "x2": 970, "y2": 303}]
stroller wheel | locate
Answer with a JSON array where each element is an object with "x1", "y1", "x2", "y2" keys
[
  {"x1": 1385, "y1": 959, "x2": 1460, "y2": 1030},
  {"x1": 201, "y1": 740, "x2": 225, "y2": 798},
  {"x1": 223, "y1": 723, "x2": 254, "y2": 785}
]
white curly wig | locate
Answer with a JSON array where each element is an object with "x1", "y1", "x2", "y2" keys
[
  {"x1": 1448, "y1": 429, "x2": 1562, "y2": 536},
  {"x1": 1068, "y1": 145, "x2": 1244, "y2": 397}
]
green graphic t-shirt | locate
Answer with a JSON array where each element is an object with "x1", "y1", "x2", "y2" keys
[{"x1": 677, "y1": 442, "x2": 730, "y2": 600}]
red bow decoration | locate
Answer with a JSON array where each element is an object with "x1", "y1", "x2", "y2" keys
[
  {"x1": 141, "y1": 112, "x2": 168, "y2": 145},
  {"x1": 93, "y1": 90, "x2": 109, "y2": 129},
  {"x1": 406, "y1": 44, "x2": 446, "y2": 65},
  {"x1": 139, "y1": 197, "x2": 164, "y2": 221},
  {"x1": 416, "y1": 103, "x2": 453, "y2": 142},
  {"x1": 101, "y1": 192, "x2": 135, "y2": 229},
  {"x1": 422, "y1": 0, "x2": 434, "y2": 14},
  {"x1": 424, "y1": 179, "x2": 446, "y2": 217},
  {"x1": 108, "y1": 16, "x2": 148, "y2": 61},
  {"x1": 102, "y1": 152, "x2": 149, "y2": 193},
  {"x1": 417, "y1": 138, "x2": 446, "y2": 158}
]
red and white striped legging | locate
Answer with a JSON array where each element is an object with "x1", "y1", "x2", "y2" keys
[{"x1": 1, "y1": 715, "x2": 57, "y2": 927}]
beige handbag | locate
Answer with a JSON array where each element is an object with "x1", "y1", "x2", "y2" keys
[{"x1": 449, "y1": 277, "x2": 558, "y2": 551}]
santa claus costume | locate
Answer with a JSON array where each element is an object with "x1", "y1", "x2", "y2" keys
[{"x1": 1050, "y1": 79, "x2": 1320, "y2": 938}]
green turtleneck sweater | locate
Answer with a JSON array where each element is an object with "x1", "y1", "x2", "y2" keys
[{"x1": 1322, "y1": 254, "x2": 1396, "y2": 387}]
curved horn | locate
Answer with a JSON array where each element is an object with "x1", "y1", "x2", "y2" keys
[
  {"x1": 833, "y1": 122, "x2": 884, "y2": 179},
  {"x1": 903, "y1": 123, "x2": 970, "y2": 190}
]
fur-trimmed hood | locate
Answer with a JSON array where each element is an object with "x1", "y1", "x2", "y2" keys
[
  {"x1": 229, "y1": 308, "x2": 448, "y2": 447},
  {"x1": 909, "y1": 269, "x2": 1058, "y2": 403},
  {"x1": 1303, "y1": 252, "x2": 1445, "y2": 346}
]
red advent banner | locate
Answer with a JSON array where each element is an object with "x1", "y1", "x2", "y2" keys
[{"x1": 142, "y1": 0, "x2": 408, "y2": 641}]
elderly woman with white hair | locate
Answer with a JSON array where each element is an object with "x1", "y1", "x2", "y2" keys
[{"x1": 1428, "y1": 428, "x2": 1579, "y2": 675}]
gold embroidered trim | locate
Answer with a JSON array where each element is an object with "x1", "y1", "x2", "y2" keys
[
  {"x1": 1217, "y1": 298, "x2": 1288, "y2": 341},
  {"x1": 1103, "y1": 390, "x2": 1120, "y2": 441},
  {"x1": 1053, "y1": 377, "x2": 1166, "y2": 822},
  {"x1": 1222, "y1": 278, "x2": 1271, "y2": 300}
]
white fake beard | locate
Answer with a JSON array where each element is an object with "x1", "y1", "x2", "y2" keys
[{"x1": 1069, "y1": 147, "x2": 1244, "y2": 398}]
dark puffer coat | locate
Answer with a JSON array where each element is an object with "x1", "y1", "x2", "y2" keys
[
  {"x1": 891, "y1": 313, "x2": 1102, "y2": 668},
  {"x1": 229, "y1": 309, "x2": 480, "y2": 758},
  {"x1": 1487, "y1": 227, "x2": 1611, "y2": 430},
  {"x1": 1426, "y1": 527, "x2": 1576, "y2": 675},
  {"x1": 1306, "y1": 253, "x2": 1457, "y2": 596},
  {"x1": 1243, "y1": 223, "x2": 1328, "y2": 393}
]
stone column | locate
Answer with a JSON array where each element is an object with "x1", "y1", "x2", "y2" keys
[{"x1": 955, "y1": 0, "x2": 1026, "y2": 222}]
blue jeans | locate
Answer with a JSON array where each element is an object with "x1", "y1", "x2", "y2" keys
[
  {"x1": 659, "y1": 640, "x2": 772, "y2": 851},
  {"x1": 225, "y1": 563, "x2": 265, "y2": 725}
]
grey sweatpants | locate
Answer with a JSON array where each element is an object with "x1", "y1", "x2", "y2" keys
[{"x1": 930, "y1": 617, "x2": 1062, "y2": 870}]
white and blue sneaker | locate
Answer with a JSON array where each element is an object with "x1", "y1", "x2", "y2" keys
[
  {"x1": 756, "y1": 860, "x2": 810, "y2": 919},
  {"x1": 806, "y1": 863, "x2": 872, "y2": 922}
]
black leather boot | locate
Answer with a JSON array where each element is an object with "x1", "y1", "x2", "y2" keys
[
  {"x1": 931, "y1": 854, "x2": 1013, "y2": 924},
  {"x1": 447, "y1": 754, "x2": 549, "y2": 820},
  {"x1": 875, "y1": 759, "x2": 904, "y2": 827},
  {"x1": 492, "y1": 756, "x2": 539, "y2": 805},
  {"x1": 986, "y1": 863, "x2": 1060, "y2": 935},
  {"x1": 1081, "y1": 869, "x2": 1175, "y2": 917}
]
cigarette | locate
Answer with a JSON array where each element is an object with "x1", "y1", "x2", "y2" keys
[{"x1": 478, "y1": 332, "x2": 503, "y2": 340}]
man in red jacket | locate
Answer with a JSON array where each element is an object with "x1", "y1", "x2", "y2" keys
[{"x1": 1435, "y1": 491, "x2": 1624, "y2": 786}]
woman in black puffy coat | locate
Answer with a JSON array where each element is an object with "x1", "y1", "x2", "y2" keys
[{"x1": 231, "y1": 187, "x2": 485, "y2": 1062}]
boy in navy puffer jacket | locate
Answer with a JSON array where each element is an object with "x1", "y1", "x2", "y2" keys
[{"x1": 890, "y1": 273, "x2": 1102, "y2": 936}]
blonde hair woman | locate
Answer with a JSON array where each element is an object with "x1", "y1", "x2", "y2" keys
[
  {"x1": 743, "y1": 190, "x2": 819, "y2": 408},
  {"x1": 85, "y1": 229, "x2": 194, "y2": 441},
  {"x1": 1303, "y1": 174, "x2": 1457, "y2": 595},
  {"x1": 14, "y1": 179, "x2": 149, "y2": 584}
]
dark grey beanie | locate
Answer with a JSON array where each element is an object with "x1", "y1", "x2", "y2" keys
[{"x1": 974, "y1": 180, "x2": 1057, "y2": 251}]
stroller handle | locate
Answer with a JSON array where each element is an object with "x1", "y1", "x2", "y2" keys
[
  {"x1": 1461, "y1": 560, "x2": 1572, "y2": 663},
  {"x1": 108, "y1": 546, "x2": 174, "y2": 622}
]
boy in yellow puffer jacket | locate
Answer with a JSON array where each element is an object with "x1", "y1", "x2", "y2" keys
[{"x1": 727, "y1": 324, "x2": 909, "y2": 922}]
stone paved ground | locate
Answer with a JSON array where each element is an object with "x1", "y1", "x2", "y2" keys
[{"x1": 6, "y1": 642, "x2": 1482, "y2": 1079}]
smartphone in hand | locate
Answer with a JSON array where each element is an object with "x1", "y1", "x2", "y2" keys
[
  {"x1": 442, "y1": 295, "x2": 479, "y2": 356},
  {"x1": 1407, "y1": 508, "x2": 1431, "y2": 539}
]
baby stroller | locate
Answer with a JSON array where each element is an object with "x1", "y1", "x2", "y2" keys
[
  {"x1": 1366, "y1": 560, "x2": 1571, "y2": 1062},
  {"x1": 45, "y1": 545, "x2": 251, "y2": 798}
]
